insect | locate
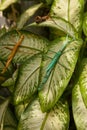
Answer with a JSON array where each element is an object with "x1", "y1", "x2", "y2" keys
[
  {"x1": 38, "y1": 36, "x2": 73, "y2": 91},
  {"x1": 35, "y1": 15, "x2": 50, "y2": 24},
  {"x1": 1, "y1": 35, "x2": 24, "y2": 74}
]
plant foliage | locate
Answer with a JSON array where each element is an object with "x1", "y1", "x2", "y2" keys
[{"x1": 0, "y1": 0, "x2": 87, "y2": 130}]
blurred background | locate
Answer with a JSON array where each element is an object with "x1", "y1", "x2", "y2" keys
[{"x1": 0, "y1": 0, "x2": 7, "y2": 28}]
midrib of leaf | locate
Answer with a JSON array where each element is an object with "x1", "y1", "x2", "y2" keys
[
  {"x1": 18, "y1": 66, "x2": 40, "y2": 92},
  {"x1": 51, "y1": 16, "x2": 76, "y2": 32},
  {"x1": 45, "y1": 67, "x2": 56, "y2": 102},
  {"x1": 4, "y1": 44, "x2": 44, "y2": 52},
  {"x1": 40, "y1": 113, "x2": 48, "y2": 130}
]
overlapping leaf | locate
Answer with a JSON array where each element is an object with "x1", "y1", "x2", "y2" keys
[
  {"x1": 0, "y1": 30, "x2": 48, "y2": 63},
  {"x1": 3, "y1": 108, "x2": 17, "y2": 130},
  {"x1": 30, "y1": 17, "x2": 77, "y2": 39},
  {"x1": 39, "y1": 37, "x2": 83, "y2": 112},
  {"x1": 13, "y1": 55, "x2": 42, "y2": 105},
  {"x1": 72, "y1": 82, "x2": 87, "y2": 130},
  {"x1": 17, "y1": 3, "x2": 43, "y2": 29},
  {"x1": 18, "y1": 98, "x2": 69, "y2": 130},
  {"x1": 2, "y1": 70, "x2": 18, "y2": 92},
  {"x1": 15, "y1": 101, "x2": 28, "y2": 120},
  {"x1": 0, "y1": 98, "x2": 10, "y2": 130},
  {"x1": 77, "y1": 59, "x2": 87, "y2": 108},
  {"x1": 0, "y1": 0, "x2": 18, "y2": 11},
  {"x1": 83, "y1": 12, "x2": 87, "y2": 36},
  {"x1": 50, "y1": 0, "x2": 84, "y2": 33}
]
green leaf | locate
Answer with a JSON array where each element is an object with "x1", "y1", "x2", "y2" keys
[
  {"x1": 78, "y1": 58, "x2": 87, "y2": 108},
  {"x1": 45, "y1": 0, "x2": 53, "y2": 5},
  {"x1": 3, "y1": 108, "x2": 17, "y2": 130},
  {"x1": 0, "y1": 0, "x2": 18, "y2": 11},
  {"x1": 72, "y1": 82, "x2": 87, "y2": 130},
  {"x1": 0, "y1": 30, "x2": 48, "y2": 63},
  {"x1": 83, "y1": 12, "x2": 87, "y2": 36},
  {"x1": 3, "y1": 127, "x2": 16, "y2": 130},
  {"x1": 0, "y1": 27, "x2": 7, "y2": 38},
  {"x1": 39, "y1": 37, "x2": 83, "y2": 112},
  {"x1": 15, "y1": 101, "x2": 28, "y2": 120},
  {"x1": 50, "y1": 0, "x2": 84, "y2": 33},
  {"x1": 13, "y1": 55, "x2": 42, "y2": 105},
  {"x1": 0, "y1": 98, "x2": 10, "y2": 130},
  {"x1": 29, "y1": 17, "x2": 77, "y2": 39},
  {"x1": 18, "y1": 98, "x2": 69, "y2": 130},
  {"x1": 17, "y1": 3, "x2": 43, "y2": 29},
  {"x1": 2, "y1": 70, "x2": 18, "y2": 92}
]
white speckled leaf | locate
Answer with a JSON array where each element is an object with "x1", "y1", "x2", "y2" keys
[
  {"x1": 18, "y1": 98, "x2": 69, "y2": 130},
  {"x1": 3, "y1": 108, "x2": 17, "y2": 130},
  {"x1": 39, "y1": 37, "x2": 83, "y2": 112},
  {"x1": 15, "y1": 101, "x2": 28, "y2": 120},
  {"x1": 0, "y1": 30, "x2": 48, "y2": 64},
  {"x1": 72, "y1": 82, "x2": 87, "y2": 130},
  {"x1": 13, "y1": 55, "x2": 42, "y2": 105},
  {"x1": 50, "y1": 0, "x2": 84, "y2": 33},
  {"x1": 79, "y1": 58, "x2": 87, "y2": 108},
  {"x1": 0, "y1": 98, "x2": 10, "y2": 130},
  {"x1": 30, "y1": 17, "x2": 77, "y2": 39}
]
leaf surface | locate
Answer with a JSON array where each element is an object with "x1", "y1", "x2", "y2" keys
[
  {"x1": 30, "y1": 17, "x2": 77, "y2": 39},
  {"x1": 17, "y1": 3, "x2": 43, "y2": 29},
  {"x1": 72, "y1": 82, "x2": 87, "y2": 130},
  {"x1": 39, "y1": 37, "x2": 83, "y2": 112},
  {"x1": 3, "y1": 108, "x2": 17, "y2": 130},
  {"x1": 2, "y1": 70, "x2": 18, "y2": 92},
  {"x1": 78, "y1": 59, "x2": 87, "y2": 108},
  {"x1": 0, "y1": 98, "x2": 10, "y2": 130},
  {"x1": 18, "y1": 98, "x2": 69, "y2": 130},
  {"x1": 83, "y1": 12, "x2": 87, "y2": 36},
  {"x1": 50, "y1": 0, "x2": 84, "y2": 33},
  {"x1": 0, "y1": 0, "x2": 18, "y2": 11},
  {"x1": 0, "y1": 30, "x2": 48, "y2": 63},
  {"x1": 13, "y1": 55, "x2": 42, "y2": 105}
]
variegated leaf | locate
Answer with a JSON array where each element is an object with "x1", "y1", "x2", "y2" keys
[
  {"x1": 78, "y1": 58, "x2": 87, "y2": 108},
  {"x1": 72, "y1": 82, "x2": 87, "y2": 130},
  {"x1": 0, "y1": 30, "x2": 48, "y2": 64},
  {"x1": 17, "y1": 3, "x2": 43, "y2": 29},
  {"x1": 39, "y1": 37, "x2": 83, "y2": 112},
  {"x1": 18, "y1": 98, "x2": 69, "y2": 130},
  {"x1": 50, "y1": 0, "x2": 84, "y2": 33},
  {"x1": 15, "y1": 101, "x2": 28, "y2": 120},
  {"x1": 0, "y1": 98, "x2": 10, "y2": 130},
  {"x1": 83, "y1": 12, "x2": 87, "y2": 36},
  {"x1": 30, "y1": 17, "x2": 77, "y2": 39},
  {"x1": 3, "y1": 108, "x2": 17, "y2": 130},
  {"x1": 13, "y1": 55, "x2": 42, "y2": 105}
]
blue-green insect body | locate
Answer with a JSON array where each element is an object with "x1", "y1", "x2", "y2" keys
[
  {"x1": 46, "y1": 51, "x2": 61, "y2": 72},
  {"x1": 38, "y1": 37, "x2": 73, "y2": 91}
]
